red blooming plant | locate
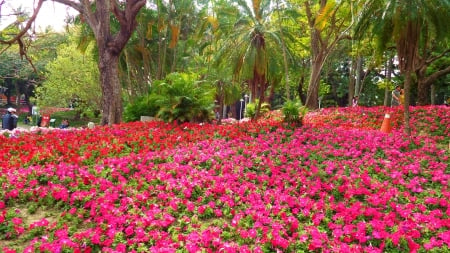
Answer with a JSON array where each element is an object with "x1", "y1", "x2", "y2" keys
[{"x1": 0, "y1": 106, "x2": 448, "y2": 252}]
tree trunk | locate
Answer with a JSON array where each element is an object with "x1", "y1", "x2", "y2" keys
[
  {"x1": 298, "y1": 75, "x2": 306, "y2": 105},
  {"x1": 267, "y1": 81, "x2": 276, "y2": 104},
  {"x1": 355, "y1": 56, "x2": 363, "y2": 96},
  {"x1": 348, "y1": 59, "x2": 356, "y2": 106},
  {"x1": 99, "y1": 51, "x2": 122, "y2": 125},
  {"x1": 276, "y1": 0, "x2": 290, "y2": 100},
  {"x1": 403, "y1": 71, "x2": 412, "y2": 135},
  {"x1": 416, "y1": 79, "x2": 431, "y2": 105},
  {"x1": 384, "y1": 58, "x2": 393, "y2": 106},
  {"x1": 430, "y1": 84, "x2": 436, "y2": 105},
  {"x1": 305, "y1": 54, "x2": 323, "y2": 109},
  {"x1": 14, "y1": 81, "x2": 21, "y2": 108}
]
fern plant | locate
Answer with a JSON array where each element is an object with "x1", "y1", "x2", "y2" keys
[
  {"x1": 150, "y1": 73, "x2": 215, "y2": 123},
  {"x1": 124, "y1": 73, "x2": 215, "y2": 123},
  {"x1": 282, "y1": 100, "x2": 307, "y2": 126}
]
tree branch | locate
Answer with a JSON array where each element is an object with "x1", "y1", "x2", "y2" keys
[
  {"x1": 112, "y1": 0, "x2": 146, "y2": 52},
  {"x1": 50, "y1": 0, "x2": 82, "y2": 12},
  {"x1": 111, "y1": 0, "x2": 126, "y2": 24},
  {"x1": 422, "y1": 65, "x2": 450, "y2": 86},
  {"x1": 425, "y1": 49, "x2": 450, "y2": 65},
  {"x1": 0, "y1": 0, "x2": 44, "y2": 45}
]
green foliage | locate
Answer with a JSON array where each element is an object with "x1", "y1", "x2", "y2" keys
[
  {"x1": 282, "y1": 100, "x2": 308, "y2": 125},
  {"x1": 151, "y1": 73, "x2": 214, "y2": 123},
  {"x1": 125, "y1": 73, "x2": 215, "y2": 123},
  {"x1": 245, "y1": 99, "x2": 270, "y2": 118},
  {"x1": 33, "y1": 32, "x2": 101, "y2": 117},
  {"x1": 123, "y1": 95, "x2": 159, "y2": 122},
  {"x1": 377, "y1": 79, "x2": 396, "y2": 90}
]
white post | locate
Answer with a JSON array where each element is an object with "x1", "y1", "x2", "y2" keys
[
  {"x1": 244, "y1": 94, "x2": 249, "y2": 117},
  {"x1": 239, "y1": 99, "x2": 244, "y2": 119}
]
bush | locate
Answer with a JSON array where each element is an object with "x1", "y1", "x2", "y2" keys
[
  {"x1": 245, "y1": 99, "x2": 270, "y2": 118},
  {"x1": 123, "y1": 95, "x2": 159, "y2": 122},
  {"x1": 282, "y1": 100, "x2": 307, "y2": 125},
  {"x1": 124, "y1": 73, "x2": 215, "y2": 123},
  {"x1": 153, "y1": 73, "x2": 215, "y2": 123}
]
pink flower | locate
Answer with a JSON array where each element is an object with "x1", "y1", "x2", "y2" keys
[
  {"x1": 11, "y1": 217, "x2": 22, "y2": 225},
  {"x1": 214, "y1": 209, "x2": 222, "y2": 217},
  {"x1": 125, "y1": 226, "x2": 134, "y2": 236}
]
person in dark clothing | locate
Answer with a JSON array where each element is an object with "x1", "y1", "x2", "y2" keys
[
  {"x1": 2, "y1": 108, "x2": 16, "y2": 130},
  {"x1": 36, "y1": 116, "x2": 42, "y2": 127},
  {"x1": 60, "y1": 119, "x2": 69, "y2": 129}
]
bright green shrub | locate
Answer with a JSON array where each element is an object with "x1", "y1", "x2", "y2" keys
[
  {"x1": 282, "y1": 100, "x2": 308, "y2": 125},
  {"x1": 124, "y1": 73, "x2": 215, "y2": 123},
  {"x1": 124, "y1": 95, "x2": 159, "y2": 122},
  {"x1": 244, "y1": 99, "x2": 270, "y2": 118},
  {"x1": 150, "y1": 73, "x2": 215, "y2": 123}
]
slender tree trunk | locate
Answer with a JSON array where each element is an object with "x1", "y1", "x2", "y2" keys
[
  {"x1": 267, "y1": 82, "x2": 276, "y2": 104},
  {"x1": 403, "y1": 71, "x2": 412, "y2": 135},
  {"x1": 124, "y1": 50, "x2": 136, "y2": 101},
  {"x1": 14, "y1": 81, "x2": 20, "y2": 109},
  {"x1": 384, "y1": 58, "x2": 393, "y2": 106},
  {"x1": 276, "y1": 0, "x2": 290, "y2": 100},
  {"x1": 430, "y1": 84, "x2": 436, "y2": 105},
  {"x1": 355, "y1": 56, "x2": 363, "y2": 96},
  {"x1": 384, "y1": 87, "x2": 390, "y2": 106},
  {"x1": 348, "y1": 59, "x2": 356, "y2": 106},
  {"x1": 218, "y1": 100, "x2": 223, "y2": 124},
  {"x1": 305, "y1": 53, "x2": 324, "y2": 109},
  {"x1": 171, "y1": 47, "x2": 177, "y2": 72},
  {"x1": 298, "y1": 75, "x2": 306, "y2": 105}
]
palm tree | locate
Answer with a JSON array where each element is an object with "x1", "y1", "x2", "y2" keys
[
  {"x1": 355, "y1": 0, "x2": 450, "y2": 135},
  {"x1": 213, "y1": 0, "x2": 290, "y2": 118}
]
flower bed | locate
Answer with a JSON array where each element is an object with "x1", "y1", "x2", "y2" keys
[{"x1": 0, "y1": 106, "x2": 449, "y2": 252}]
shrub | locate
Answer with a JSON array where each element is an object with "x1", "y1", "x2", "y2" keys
[
  {"x1": 150, "y1": 73, "x2": 215, "y2": 123},
  {"x1": 282, "y1": 100, "x2": 307, "y2": 125},
  {"x1": 123, "y1": 95, "x2": 159, "y2": 122},
  {"x1": 245, "y1": 99, "x2": 270, "y2": 118},
  {"x1": 123, "y1": 73, "x2": 215, "y2": 123}
]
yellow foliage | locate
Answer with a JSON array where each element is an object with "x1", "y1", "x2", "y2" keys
[
  {"x1": 146, "y1": 21, "x2": 154, "y2": 39},
  {"x1": 314, "y1": 0, "x2": 336, "y2": 31},
  {"x1": 206, "y1": 16, "x2": 219, "y2": 30},
  {"x1": 169, "y1": 24, "x2": 180, "y2": 49}
]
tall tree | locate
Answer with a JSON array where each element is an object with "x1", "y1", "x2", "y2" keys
[
  {"x1": 355, "y1": 0, "x2": 450, "y2": 135},
  {"x1": 292, "y1": 0, "x2": 353, "y2": 109},
  {"x1": 1, "y1": 0, "x2": 146, "y2": 125},
  {"x1": 213, "y1": 0, "x2": 289, "y2": 118}
]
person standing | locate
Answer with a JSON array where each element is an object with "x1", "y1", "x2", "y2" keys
[
  {"x1": 352, "y1": 96, "x2": 359, "y2": 107},
  {"x1": 399, "y1": 88, "x2": 405, "y2": 105},
  {"x1": 391, "y1": 86, "x2": 401, "y2": 107},
  {"x1": 2, "y1": 107, "x2": 16, "y2": 130},
  {"x1": 11, "y1": 108, "x2": 18, "y2": 129}
]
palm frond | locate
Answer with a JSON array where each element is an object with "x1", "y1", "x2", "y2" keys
[{"x1": 315, "y1": 0, "x2": 336, "y2": 31}]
